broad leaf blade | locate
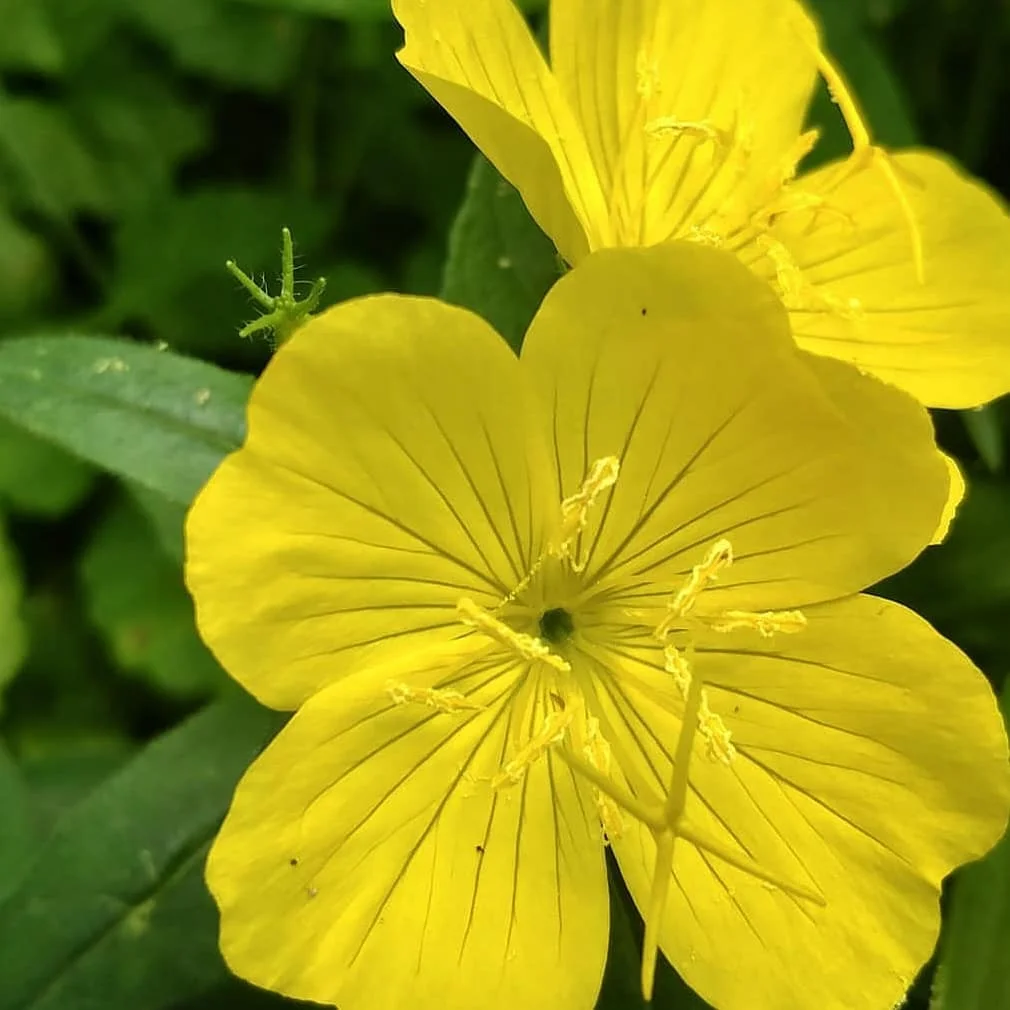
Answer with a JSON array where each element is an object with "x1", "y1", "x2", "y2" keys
[
  {"x1": 0, "y1": 693, "x2": 281, "y2": 1010},
  {"x1": 0, "y1": 335, "x2": 250, "y2": 506},
  {"x1": 441, "y1": 155, "x2": 561, "y2": 352}
]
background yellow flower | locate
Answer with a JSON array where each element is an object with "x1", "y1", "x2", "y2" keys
[{"x1": 393, "y1": 0, "x2": 1010, "y2": 410}]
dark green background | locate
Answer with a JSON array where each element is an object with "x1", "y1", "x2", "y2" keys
[{"x1": 0, "y1": 1, "x2": 1007, "y2": 1008}]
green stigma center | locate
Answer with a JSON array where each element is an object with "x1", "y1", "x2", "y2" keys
[{"x1": 538, "y1": 607, "x2": 574, "y2": 644}]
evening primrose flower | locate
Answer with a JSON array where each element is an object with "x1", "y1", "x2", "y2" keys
[
  {"x1": 392, "y1": 0, "x2": 1010, "y2": 410},
  {"x1": 187, "y1": 245, "x2": 1009, "y2": 1010}
]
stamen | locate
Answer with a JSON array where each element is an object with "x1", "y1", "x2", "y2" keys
[
  {"x1": 757, "y1": 235, "x2": 809, "y2": 301},
  {"x1": 698, "y1": 693, "x2": 736, "y2": 765},
  {"x1": 802, "y1": 33, "x2": 925, "y2": 282},
  {"x1": 458, "y1": 598, "x2": 570, "y2": 672},
  {"x1": 551, "y1": 456, "x2": 620, "y2": 571},
  {"x1": 385, "y1": 681, "x2": 485, "y2": 713},
  {"x1": 663, "y1": 644, "x2": 692, "y2": 698},
  {"x1": 687, "y1": 224, "x2": 724, "y2": 247},
  {"x1": 635, "y1": 51, "x2": 660, "y2": 100},
  {"x1": 656, "y1": 539, "x2": 734, "y2": 639},
  {"x1": 584, "y1": 716, "x2": 625, "y2": 841},
  {"x1": 757, "y1": 236, "x2": 864, "y2": 322},
  {"x1": 644, "y1": 117, "x2": 723, "y2": 145},
  {"x1": 709, "y1": 608, "x2": 808, "y2": 637},
  {"x1": 491, "y1": 707, "x2": 573, "y2": 789},
  {"x1": 780, "y1": 129, "x2": 821, "y2": 184}
]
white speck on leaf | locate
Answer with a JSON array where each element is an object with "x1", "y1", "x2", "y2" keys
[
  {"x1": 92, "y1": 357, "x2": 129, "y2": 375},
  {"x1": 194, "y1": 388, "x2": 211, "y2": 406},
  {"x1": 497, "y1": 256, "x2": 512, "y2": 269}
]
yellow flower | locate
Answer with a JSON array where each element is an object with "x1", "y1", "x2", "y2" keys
[
  {"x1": 391, "y1": 0, "x2": 1010, "y2": 410},
  {"x1": 187, "y1": 245, "x2": 1009, "y2": 1010}
]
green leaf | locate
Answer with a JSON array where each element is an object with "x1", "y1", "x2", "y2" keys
[
  {"x1": 0, "y1": 335, "x2": 251, "y2": 506},
  {"x1": 441, "y1": 155, "x2": 562, "y2": 352},
  {"x1": 930, "y1": 682, "x2": 1010, "y2": 1010},
  {"x1": 0, "y1": 0, "x2": 62, "y2": 74},
  {"x1": 80, "y1": 495, "x2": 226, "y2": 699},
  {"x1": 67, "y1": 54, "x2": 209, "y2": 216},
  {"x1": 0, "y1": 96, "x2": 109, "y2": 218},
  {"x1": 0, "y1": 213, "x2": 55, "y2": 324},
  {"x1": 962, "y1": 407, "x2": 1005, "y2": 474},
  {"x1": 123, "y1": 0, "x2": 305, "y2": 91},
  {"x1": 0, "y1": 517, "x2": 26, "y2": 705},
  {"x1": 0, "y1": 417, "x2": 95, "y2": 518},
  {"x1": 227, "y1": 0, "x2": 545, "y2": 17},
  {"x1": 0, "y1": 693, "x2": 283, "y2": 1010},
  {"x1": 880, "y1": 479, "x2": 1010, "y2": 669},
  {"x1": 0, "y1": 743, "x2": 36, "y2": 902}
]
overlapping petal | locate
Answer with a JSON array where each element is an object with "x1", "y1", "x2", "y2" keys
[
  {"x1": 519, "y1": 243, "x2": 949, "y2": 611},
  {"x1": 549, "y1": 0, "x2": 820, "y2": 246},
  {"x1": 207, "y1": 645, "x2": 608, "y2": 1010},
  {"x1": 582, "y1": 595, "x2": 1009, "y2": 1010},
  {"x1": 186, "y1": 295, "x2": 556, "y2": 709},
  {"x1": 741, "y1": 150, "x2": 1010, "y2": 408},
  {"x1": 392, "y1": 0, "x2": 608, "y2": 263}
]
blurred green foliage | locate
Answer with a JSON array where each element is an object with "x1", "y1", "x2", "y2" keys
[{"x1": 0, "y1": 0, "x2": 1007, "y2": 1008}]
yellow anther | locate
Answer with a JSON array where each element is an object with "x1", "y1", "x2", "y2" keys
[
  {"x1": 656, "y1": 539, "x2": 734, "y2": 637},
  {"x1": 709, "y1": 608, "x2": 808, "y2": 637},
  {"x1": 663, "y1": 644, "x2": 692, "y2": 698},
  {"x1": 758, "y1": 237, "x2": 865, "y2": 322},
  {"x1": 551, "y1": 456, "x2": 620, "y2": 571},
  {"x1": 687, "y1": 225, "x2": 724, "y2": 247},
  {"x1": 698, "y1": 692, "x2": 736, "y2": 765},
  {"x1": 458, "y1": 598, "x2": 570, "y2": 672},
  {"x1": 635, "y1": 51, "x2": 660, "y2": 100},
  {"x1": 385, "y1": 681, "x2": 484, "y2": 713},
  {"x1": 662, "y1": 647, "x2": 734, "y2": 764},
  {"x1": 758, "y1": 235, "x2": 809, "y2": 301},
  {"x1": 644, "y1": 117, "x2": 723, "y2": 145},
  {"x1": 491, "y1": 707, "x2": 573, "y2": 789},
  {"x1": 583, "y1": 716, "x2": 624, "y2": 842}
]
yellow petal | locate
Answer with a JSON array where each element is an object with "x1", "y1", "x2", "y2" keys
[
  {"x1": 796, "y1": 352, "x2": 958, "y2": 547},
  {"x1": 207, "y1": 648, "x2": 608, "y2": 1010},
  {"x1": 587, "y1": 595, "x2": 1009, "y2": 1010},
  {"x1": 186, "y1": 294, "x2": 556, "y2": 709},
  {"x1": 932, "y1": 452, "x2": 966, "y2": 545},
  {"x1": 391, "y1": 0, "x2": 608, "y2": 264},
  {"x1": 549, "y1": 0, "x2": 820, "y2": 246},
  {"x1": 519, "y1": 243, "x2": 948, "y2": 610},
  {"x1": 742, "y1": 150, "x2": 1010, "y2": 408}
]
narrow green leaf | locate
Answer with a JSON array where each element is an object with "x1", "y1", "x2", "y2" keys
[
  {"x1": 930, "y1": 682, "x2": 1010, "y2": 1010},
  {"x1": 0, "y1": 693, "x2": 282, "y2": 1010},
  {"x1": 0, "y1": 517, "x2": 26, "y2": 705},
  {"x1": 0, "y1": 743, "x2": 36, "y2": 902},
  {"x1": 441, "y1": 155, "x2": 562, "y2": 352},
  {"x1": 0, "y1": 335, "x2": 251, "y2": 506},
  {"x1": 962, "y1": 407, "x2": 1005, "y2": 474}
]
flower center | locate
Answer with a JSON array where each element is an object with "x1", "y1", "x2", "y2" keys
[{"x1": 538, "y1": 606, "x2": 574, "y2": 645}]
